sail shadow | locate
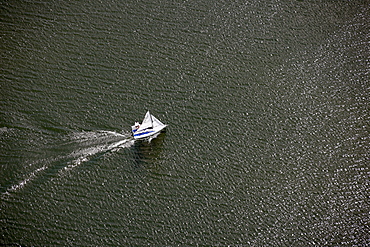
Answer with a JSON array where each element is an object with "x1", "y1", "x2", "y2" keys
[{"x1": 131, "y1": 131, "x2": 167, "y2": 166}]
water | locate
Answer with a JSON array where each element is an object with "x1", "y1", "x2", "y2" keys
[{"x1": 1, "y1": 0, "x2": 369, "y2": 245}]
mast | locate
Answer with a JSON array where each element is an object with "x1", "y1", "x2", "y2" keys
[{"x1": 148, "y1": 111, "x2": 153, "y2": 126}]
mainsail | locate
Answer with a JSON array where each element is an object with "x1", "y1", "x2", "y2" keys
[{"x1": 137, "y1": 111, "x2": 153, "y2": 131}]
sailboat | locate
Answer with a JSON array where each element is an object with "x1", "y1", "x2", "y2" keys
[{"x1": 131, "y1": 111, "x2": 167, "y2": 140}]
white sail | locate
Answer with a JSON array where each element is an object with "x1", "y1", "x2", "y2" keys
[
  {"x1": 137, "y1": 111, "x2": 152, "y2": 131},
  {"x1": 152, "y1": 115, "x2": 166, "y2": 128}
]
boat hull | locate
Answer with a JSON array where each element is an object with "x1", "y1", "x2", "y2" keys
[{"x1": 132, "y1": 125, "x2": 167, "y2": 140}]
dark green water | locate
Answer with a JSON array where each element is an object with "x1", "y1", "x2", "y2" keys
[{"x1": 1, "y1": 0, "x2": 369, "y2": 245}]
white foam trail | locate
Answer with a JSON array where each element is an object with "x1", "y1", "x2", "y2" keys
[
  {"x1": 3, "y1": 130, "x2": 134, "y2": 197},
  {"x1": 108, "y1": 138, "x2": 134, "y2": 150},
  {"x1": 69, "y1": 130, "x2": 128, "y2": 142},
  {"x1": 2, "y1": 165, "x2": 47, "y2": 198},
  {"x1": 61, "y1": 134, "x2": 135, "y2": 173}
]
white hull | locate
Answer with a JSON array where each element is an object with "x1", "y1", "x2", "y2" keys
[{"x1": 132, "y1": 125, "x2": 167, "y2": 140}]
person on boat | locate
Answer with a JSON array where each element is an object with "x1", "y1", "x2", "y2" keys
[{"x1": 135, "y1": 122, "x2": 140, "y2": 129}]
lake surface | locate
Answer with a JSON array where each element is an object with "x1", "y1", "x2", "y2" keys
[{"x1": 1, "y1": 0, "x2": 369, "y2": 245}]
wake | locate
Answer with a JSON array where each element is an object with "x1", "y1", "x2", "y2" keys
[
  {"x1": 63, "y1": 131, "x2": 135, "y2": 171},
  {"x1": 2, "y1": 130, "x2": 135, "y2": 197}
]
